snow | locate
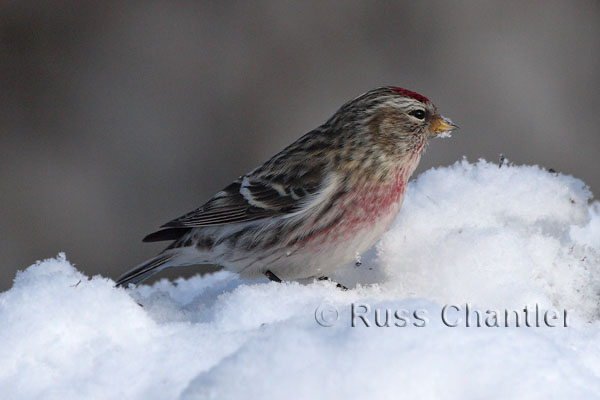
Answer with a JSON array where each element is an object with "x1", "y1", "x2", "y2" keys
[{"x1": 2, "y1": 159, "x2": 600, "y2": 399}]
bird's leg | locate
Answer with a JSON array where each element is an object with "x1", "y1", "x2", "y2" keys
[
  {"x1": 318, "y1": 276, "x2": 348, "y2": 291},
  {"x1": 264, "y1": 271, "x2": 347, "y2": 290},
  {"x1": 265, "y1": 270, "x2": 282, "y2": 283}
]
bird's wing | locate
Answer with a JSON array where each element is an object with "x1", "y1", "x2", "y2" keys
[
  {"x1": 143, "y1": 146, "x2": 334, "y2": 242},
  {"x1": 161, "y1": 176, "x2": 318, "y2": 228}
]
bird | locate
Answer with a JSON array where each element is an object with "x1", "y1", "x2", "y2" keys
[{"x1": 115, "y1": 87, "x2": 457, "y2": 288}]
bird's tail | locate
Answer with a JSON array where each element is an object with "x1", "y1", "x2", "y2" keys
[{"x1": 115, "y1": 253, "x2": 177, "y2": 287}]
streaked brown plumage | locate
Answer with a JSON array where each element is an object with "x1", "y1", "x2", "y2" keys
[{"x1": 116, "y1": 87, "x2": 457, "y2": 287}]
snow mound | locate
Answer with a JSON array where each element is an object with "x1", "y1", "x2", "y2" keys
[{"x1": 1, "y1": 160, "x2": 600, "y2": 399}]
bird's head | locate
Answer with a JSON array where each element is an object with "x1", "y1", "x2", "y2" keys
[
  {"x1": 332, "y1": 86, "x2": 458, "y2": 159},
  {"x1": 385, "y1": 86, "x2": 457, "y2": 138}
]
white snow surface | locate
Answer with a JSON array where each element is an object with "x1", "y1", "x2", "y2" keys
[{"x1": 2, "y1": 159, "x2": 600, "y2": 399}]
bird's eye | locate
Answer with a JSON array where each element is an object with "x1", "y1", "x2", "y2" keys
[{"x1": 409, "y1": 109, "x2": 426, "y2": 120}]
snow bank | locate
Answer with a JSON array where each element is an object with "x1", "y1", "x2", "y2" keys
[{"x1": 1, "y1": 159, "x2": 600, "y2": 399}]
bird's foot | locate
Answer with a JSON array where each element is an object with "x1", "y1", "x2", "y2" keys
[
  {"x1": 264, "y1": 271, "x2": 348, "y2": 291},
  {"x1": 318, "y1": 276, "x2": 348, "y2": 291},
  {"x1": 265, "y1": 270, "x2": 282, "y2": 283}
]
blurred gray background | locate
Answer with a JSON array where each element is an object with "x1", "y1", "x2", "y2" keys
[{"x1": 1, "y1": 1, "x2": 599, "y2": 290}]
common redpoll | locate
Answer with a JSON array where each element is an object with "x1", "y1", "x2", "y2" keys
[{"x1": 116, "y1": 87, "x2": 457, "y2": 287}]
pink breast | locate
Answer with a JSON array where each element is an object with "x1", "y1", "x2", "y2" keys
[
  {"x1": 340, "y1": 172, "x2": 406, "y2": 232},
  {"x1": 291, "y1": 148, "x2": 423, "y2": 249},
  {"x1": 301, "y1": 169, "x2": 409, "y2": 248}
]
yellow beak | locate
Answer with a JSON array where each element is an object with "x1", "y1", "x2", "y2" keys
[{"x1": 429, "y1": 115, "x2": 458, "y2": 135}]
